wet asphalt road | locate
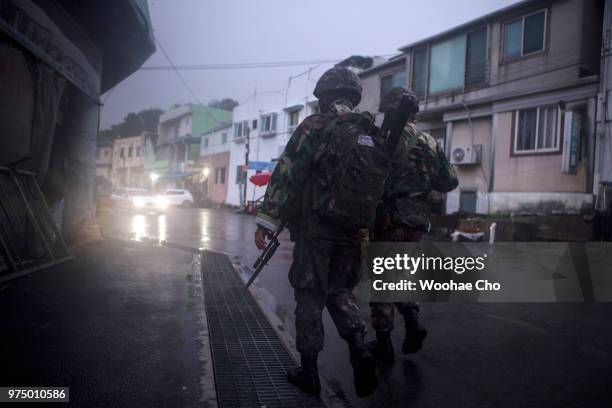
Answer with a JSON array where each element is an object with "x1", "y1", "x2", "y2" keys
[{"x1": 101, "y1": 207, "x2": 612, "y2": 408}]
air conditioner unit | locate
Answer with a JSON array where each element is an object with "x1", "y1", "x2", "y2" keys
[{"x1": 450, "y1": 144, "x2": 482, "y2": 165}]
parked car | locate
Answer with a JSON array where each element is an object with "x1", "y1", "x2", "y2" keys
[
  {"x1": 110, "y1": 188, "x2": 166, "y2": 212},
  {"x1": 158, "y1": 189, "x2": 194, "y2": 208}
]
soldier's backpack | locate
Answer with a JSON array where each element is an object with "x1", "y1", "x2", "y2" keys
[{"x1": 311, "y1": 112, "x2": 392, "y2": 230}]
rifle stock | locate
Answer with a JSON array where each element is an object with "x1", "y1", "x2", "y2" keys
[{"x1": 380, "y1": 91, "x2": 413, "y2": 154}]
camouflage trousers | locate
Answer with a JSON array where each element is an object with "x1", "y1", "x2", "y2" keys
[
  {"x1": 370, "y1": 226, "x2": 424, "y2": 332},
  {"x1": 369, "y1": 301, "x2": 419, "y2": 332},
  {"x1": 290, "y1": 236, "x2": 366, "y2": 354}
]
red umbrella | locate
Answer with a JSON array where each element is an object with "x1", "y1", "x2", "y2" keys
[{"x1": 249, "y1": 172, "x2": 272, "y2": 186}]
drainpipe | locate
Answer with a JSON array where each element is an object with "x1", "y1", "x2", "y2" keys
[{"x1": 462, "y1": 101, "x2": 491, "y2": 214}]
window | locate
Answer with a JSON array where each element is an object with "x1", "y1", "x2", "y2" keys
[
  {"x1": 221, "y1": 132, "x2": 228, "y2": 144},
  {"x1": 412, "y1": 48, "x2": 428, "y2": 98},
  {"x1": 215, "y1": 167, "x2": 226, "y2": 184},
  {"x1": 104, "y1": 149, "x2": 109, "y2": 157},
  {"x1": 260, "y1": 113, "x2": 277, "y2": 134},
  {"x1": 514, "y1": 106, "x2": 559, "y2": 154},
  {"x1": 252, "y1": 119, "x2": 257, "y2": 130},
  {"x1": 203, "y1": 137, "x2": 209, "y2": 148},
  {"x1": 289, "y1": 110, "x2": 300, "y2": 128},
  {"x1": 380, "y1": 70, "x2": 406, "y2": 99},
  {"x1": 429, "y1": 35, "x2": 466, "y2": 94},
  {"x1": 120, "y1": 148, "x2": 125, "y2": 158},
  {"x1": 128, "y1": 146, "x2": 133, "y2": 157},
  {"x1": 466, "y1": 28, "x2": 487, "y2": 85},
  {"x1": 233, "y1": 121, "x2": 249, "y2": 138},
  {"x1": 136, "y1": 146, "x2": 141, "y2": 156},
  {"x1": 504, "y1": 10, "x2": 546, "y2": 59},
  {"x1": 234, "y1": 122, "x2": 242, "y2": 138},
  {"x1": 460, "y1": 191, "x2": 477, "y2": 214}
]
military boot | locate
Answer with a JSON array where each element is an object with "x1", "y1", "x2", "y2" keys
[
  {"x1": 367, "y1": 330, "x2": 395, "y2": 362},
  {"x1": 402, "y1": 308, "x2": 427, "y2": 354},
  {"x1": 348, "y1": 333, "x2": 378, "y2": 397},
  {"x1": 287, "y1": 352, "x2": 321, "y2": 395}
]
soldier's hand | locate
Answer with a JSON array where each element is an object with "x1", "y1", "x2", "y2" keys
[{"x1": 255, "y1": 226, "x2": 269, "y2": 250}]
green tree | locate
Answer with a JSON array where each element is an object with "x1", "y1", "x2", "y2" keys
[
  {"x1": 208, "y1": 98, "x2": 238, "y2": 111},
  {"x1": 99, "y1": 108, "x2": 164, "y2": 142}
]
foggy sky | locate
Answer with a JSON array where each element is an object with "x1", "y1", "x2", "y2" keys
[{"x1": 100, "y1": 0, "x2": 520, "y2": 129}]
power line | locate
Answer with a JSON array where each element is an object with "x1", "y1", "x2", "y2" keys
[
  {"x1": 139, "y1": 55, "x2": 395, "y2": 71},
  {"x1": 154, "y1": 36, "x2": 203, "y2": 105},
  {"x1": 154, "y1": 36, "x2": 228, "y2": 127}
]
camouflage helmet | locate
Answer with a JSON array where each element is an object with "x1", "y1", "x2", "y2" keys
[
  {"x1": 379, "y1": 86, "x2": 419, "y2": 116},
  {"x1": 313, "y1": 67, "x2": 362, "y2": 105}
]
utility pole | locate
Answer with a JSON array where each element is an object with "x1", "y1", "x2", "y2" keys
[{"x1": 243, "y1": 125, "x2": 250, "y2": 208}]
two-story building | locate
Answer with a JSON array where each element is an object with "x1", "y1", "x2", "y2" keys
[
  {"x1": 95, "y1": 139, "x2": 113, "y2": 182},
  {"x1": 359, "y1": 0, "x2": 604, "y2": 215},
  {"x1": 200, "y1": 122, "x2": 232, "y2": 204},
  {"x1": 153, "y1": 103, "x2": 232, "y2": 188},
  {"x1": 111, "y1": 134, "x2": 145, "y2": 188}
]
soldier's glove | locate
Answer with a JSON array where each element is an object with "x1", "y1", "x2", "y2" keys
[
  {"x1": 255, "y1": 213, "x2": 282, "y2": 250},
  {"x1": 255, "y1": 226, "x2": 270, "y2": 250}
]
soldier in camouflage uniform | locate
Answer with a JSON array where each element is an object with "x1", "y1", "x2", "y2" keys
[
  {"x1": 369, "y1": 87, "x2": 458, "y2": 361},
  {"x1": 255, "y1": 67, "x2": 378, "y2": 397}
]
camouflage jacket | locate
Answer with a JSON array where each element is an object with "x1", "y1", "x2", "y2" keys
[
  {"x1": 376, "y1": 123, "x2": 458, "y2": 232},
  {"x1": 255, "y1": 109, "x2": 334, "y2": 232}
]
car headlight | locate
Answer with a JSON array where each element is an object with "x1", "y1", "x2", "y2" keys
[
  {"x1": 133, "y1": 198, "x2": 145, "y2": 208},
  {"x1": 156, "y1": 197, "x2": 168, "y2": 208}
]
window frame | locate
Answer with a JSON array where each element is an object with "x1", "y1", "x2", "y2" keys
[
  {"x1": 260, "y1": 113, "x2": 278, "y2": 136},
  {"x1": 464, "y1": 25, "x2": 489, "y2": 88},
  {"x1": 379, "y1": 69, "x2": 406, "y2": 101},
  {"x1": 411, "y1": 47, "x2": 429, "y2": 98},
  {"x1": 423, "y1": 25, "x2": 489, "y2": 97},
  {"x1": 233, "y1": 121, "x2": 249, "y2": 139},
  {"x1": 512, "y1": 105, "x2": 562, "y2": 156},
  {"x1": 502, "y1": 8, "x2": 548, "y2": 63},
  {"x1": 287, "y1": 110, "x2": 300, "y2": 133}
]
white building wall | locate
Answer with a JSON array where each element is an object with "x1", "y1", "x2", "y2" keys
[
  {"x1": 200, "y1": 126, "x2": 231, "y2": 157},
  {"x1": 227, "y1": 68, "x2": 323, "y2": 206}
]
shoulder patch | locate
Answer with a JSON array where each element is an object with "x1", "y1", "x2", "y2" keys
[{"x1": 357, "y1": 134, "x2": 375, "y2": 147}]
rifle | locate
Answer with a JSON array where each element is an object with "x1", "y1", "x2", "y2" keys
[
  {"x1": 379, "y1": 87, "x2": 415, "y2": 154},
  {"x1": 247, "y1": 224, "x2": 285, "y2": 287}
]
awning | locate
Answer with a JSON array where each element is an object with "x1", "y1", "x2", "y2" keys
[
  {"x1": 247, "y1": 161, "x2": 276, "y2": 172},
  {"x1": 249, "y1": 172, "x2": 272, "y2": 186}
]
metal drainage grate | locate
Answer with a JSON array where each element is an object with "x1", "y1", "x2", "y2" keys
[{"x1": 201, "y1": 251, "x2": 324, "y2": 408}]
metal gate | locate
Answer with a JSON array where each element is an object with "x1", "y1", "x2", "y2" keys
[{"x1": 0, "y1": 167, "x2": 72, "y2": 282}]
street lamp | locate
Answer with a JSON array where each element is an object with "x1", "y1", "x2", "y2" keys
[
  {"x1": 202, "y1": 167, "x2": 210, "y2": 178},
  {"x1": 150, "y1": 172, "x2": 159, "y2": 192}
]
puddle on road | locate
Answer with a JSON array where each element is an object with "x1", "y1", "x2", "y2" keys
[{"x1": 98, "y1": 207, "x2": 299, "y2": 334}]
